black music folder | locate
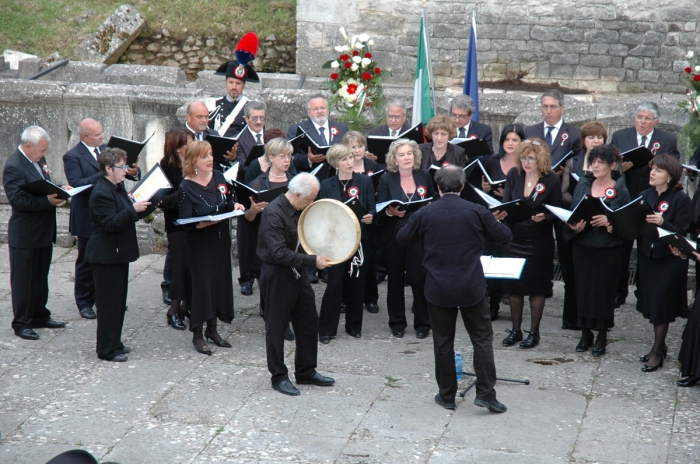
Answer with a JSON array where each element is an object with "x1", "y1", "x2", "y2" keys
[
  {"x1": 375, "y1": 197, "x2": 432, "y2": 214},
  {"x1": 621, "y1": 146, "x2": 654, "y2": 170},
  {"x1": 366, "y1": 122, "x2": 424, "y2": 164},
  {"x1": 19, "y1": 180, "x2": 91, "y2": 200},
  {"x1": 603, "y1": 196, "x2": 655, "y2": 241},
  {"x1": 310, "y1": 162, "x2": 337, "y2": 179},
  {"x1": 450, "y1": 137, "x2": 491, "y2": 159},
  {"x1": 106, "y1": 133, "x2": 154, "y2": 166},
  {"x1": 490, "y1": 199, "x2": 535, "y2": 224},
  {"x1": 545, "y1": 194, "x2": 606, "y2": 226},
  {"x1": 232, "y1": 181, "x2": 288, "y2": 209},
  {"x1": 205, "y1": 130, "x2": 245, "y2": 167},
  {"x1": 344, "y1": 197, "x2": 367, "y2": 220},
  {"x1": 551, "y1": 150, "x2": 575, "y2": 170},
  {"x1": 128, "y1": 163, "x2": 173, "y2": 204},
  {"x1": 369, "y1": 169, "x2": 385, "y2": 190},
  {"x1": 658, "y1": 228, "x2": 697, "y2": 257},
  {"x1": 475, "y1": 159, "x2": 506, "y2": 193},
  {"x1": 244, "y1": 145, "x2": 265, "y2": 167},
  {"x1": 294, "y1": 127, "x2": 331, "y2": 155}
]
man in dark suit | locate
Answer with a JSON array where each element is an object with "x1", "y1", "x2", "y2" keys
[
  {"x1": 286, "y1": 93, "x2": 348, "y2": 173},
  {"x1": 183, "y1": 101, "x2": 236, "y2": 173},
  {"x1": 449, "y1": 94, "x2": 494, "y2": 156},
  {"x1": 610, "y1": 101, "x2": 681, "y2": 307},
  {"x1": 3, "y1": 126, "x2": 66, "y2": 340},
  {"x1": 524, "y1": 89, "x2": 581, "y2": 168},
  {"x1": 368, "y1": 100, "x2": 411, "y2": 137},
  {"x1": 396, "y1": 166, "x2": 511, "y2": 412}
]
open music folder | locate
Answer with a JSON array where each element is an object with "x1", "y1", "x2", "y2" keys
[
  {"x1": 366, "y1": 122, "x2": 424, "y2": 164},
  {"x1": 19, "y1": 180, "x2": 92, "y2": 200},
  {"x1": 106, "y1": 132, "x2": 154, "y2": 166},
  {"x1": 480, "y1": 256, "x2": 526, "y2": 279},
  {"x1": 658, "y1": 228, "x2": 697, "y2": 257},
  {"x1": 175, "y1": 209, "x2": 245, "y2": 225}
]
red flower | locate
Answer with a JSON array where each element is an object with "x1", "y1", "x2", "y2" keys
[
  {"x1": 362, "y1": 72, "x2": 372, "y2": 80},
  {"x1": 344, "y1": 61, "x2": 352, "y2": 69},
  {"x1": 352, "y1": 50, "x2": 360, "y2": 56},
  {"x1": 339, "y1": 54, "x2": 350, "y2": 61},
  {"x1": 330, "y1": 73, "x2": 339, "y2": 80},
  {"x1": 374, "y1": 67, "x2": 381, "y2": 74},
  {"x1": 364, "y1": 53, "x2": 372, "y2": 58},
  {"x1": 695, "y1": 75, "x2": 700, "y2": 82},
  {"x1": 347, "y1": 83, "x2": 359, "y2": 95},
  {"x1": 686, "y1": 67, "x2": 693, "y2": 73}
]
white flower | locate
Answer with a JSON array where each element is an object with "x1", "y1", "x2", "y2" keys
[
  {"x1": 687, "y1": 51, "x2": 695, "y2": 59},
  {"x1": 695, "y1": 65, "x2": 700, "y2": 73},
  {"x1": 358, "y1": 33, "x2": 370, "y2": 42},
  {"x1": 351, "y1": 63, "x2": 359, "y2": 71},
  {"x1": 339, "y1": 27, "x2": 348, "y2": 40},
  {"x1": 352, "y1": 56, "x2": 362, "y2": 64},
  {"x1": 330, "y1": 61, "x2": 339, "y2": 68},
  {"x1": 335, "y1": 45, "x2": 349, "y2": 52},
  {"x1": 361, "y1": 57, "x2": 371, "y2": 67},
  {"x1": 355, "y1": 42, "x2": 364, "y2": 49},
  {"x1": 368, "y1": 39, "x2": 374, "y2": 47}
]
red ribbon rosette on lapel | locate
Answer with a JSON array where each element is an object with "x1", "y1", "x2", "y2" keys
[
  {"x1": 560, "y1": 133, "x2": 568, "y2": 147},
  {"x1": 218, "y1": 183, "x2": 228, "y2": 195},
  {"x1": 416, "y1": 185, "x2": 427, "y2": 198},
  {"x1": 535, "y1": 183, "x2": 546, "y2": 194},
  {"x1": 347, "y1": 186, "x2": 359, "y2": 198},
  {"x1": 604, "y1": 187, "x2": 616, "y2": 199},
  {"x1": 330, "y1": 127, "x2": 339, "y2": 138},
  {"x1": 652, "y1": 142, "x2": 661, "y2": 154},
  {"x1": 658, "y1": 201, "x2": 669, "y2": 213},
  {"x1": 441, "y1": 161, "x2": 451, "y2": 167}
]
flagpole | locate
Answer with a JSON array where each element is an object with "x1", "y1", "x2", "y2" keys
[{"x1": 422, "y1": 0, "x2": 436, "y2": 115}]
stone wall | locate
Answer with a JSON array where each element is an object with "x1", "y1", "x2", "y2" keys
[
  {"x1": 119, "y1": 30, "x2": 296, "y2": 80},
  {"x1": 296, "y1": 0, "x2": 700, "y2": 93}
]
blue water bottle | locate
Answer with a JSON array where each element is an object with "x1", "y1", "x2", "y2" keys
[{"x1": 455, "y1": 351, "x2": 463, "y2": 381}]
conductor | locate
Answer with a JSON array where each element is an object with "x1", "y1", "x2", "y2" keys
[
  {"x1": 396, "y1": 165, "x2": 512, "y2": 412},
  {"x1": 257, "y1": 172, "x2": 335, "y2": 396}
]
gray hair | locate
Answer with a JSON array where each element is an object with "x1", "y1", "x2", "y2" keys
[
  {"x1": 385, "y1": 99, "x2": 407, "y2": 115},
  {"x1": 244, "y1": 100, "x2": 267, "y2": 117},
  {"x1": 434, "y1": 165, "x2": 465, "y2": 194},
  {"x1": 450, "y1": 94, "x2": 476, "y2": 116},
  {"x1": 305, "y1": 93, "x2": 328, "y2": 111},
  {"x1": 540, "y1": 89, "x2": 565, "y2": 106},
  {"x1": 20, "y1": 126, "x2": 51, "y2": 146},
  {"x1": 635, "y1": 101, "x2": 659, "y2": 119},
  {"x1": 288, "y1": 172, "x2": 320, "y2": 199},
  {"x1": 186, "y1": 101, "x2": 208, "y2": 115}
]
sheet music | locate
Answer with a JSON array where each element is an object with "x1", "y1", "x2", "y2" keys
[
  {"x1": 480, "y1": 256, "x2": 526, "y2": 279},
  {"x1": 131, "y1": 165, "x2": 172, "y2": 202}
]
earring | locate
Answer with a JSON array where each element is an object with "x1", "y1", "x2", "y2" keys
[{"x1": 195, "y1": 167, "x2": 198, "y2": 175}]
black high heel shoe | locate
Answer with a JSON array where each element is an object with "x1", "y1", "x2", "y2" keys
[
  {"x1": 640, "y1": 344, "x2": 667, "y2": 363},
  {"x1": 167, "y1": 312, "x2": 186, "y2": 330},
  {"x1": 193, "y1": 329, "x2": 212, "y2": 355},
  {"x1": 576, "y1": 332, "x2": 594, "y2": 352},
  {"x1": 205, "y1": 330, "x2": 232, "y2": 348},
  {"x1": 677, "y1": 376, "x2": 700, "y2": 387},
  {"x1": 642, "y1": 357, "x2": 663, "y2": 373}
]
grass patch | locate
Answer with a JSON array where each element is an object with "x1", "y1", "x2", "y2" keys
[{"x1": 0, "y1": 0, "x2": 296, "y2": 60}]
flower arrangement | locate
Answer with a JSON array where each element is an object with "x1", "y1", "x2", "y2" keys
[
  {"x1": 322, "y1": 28, "x2": 386, "y2": 130},
  {"x1": 680, "y1": 50, "x2": 700, "y2": 157}
]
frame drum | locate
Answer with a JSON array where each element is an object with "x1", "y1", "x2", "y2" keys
[{"x1": 298, "y1": 199, "x2": 361, "y2": 265}]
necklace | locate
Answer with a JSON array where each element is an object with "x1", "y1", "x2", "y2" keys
[
  {"x1": 339, "y1": 178, "x2": 351, "y2": 191},
  {"x1": 269, "y1": 171, "x2": 286, "y2": 178},
  {"x1": 527, "y1": 181, "x2": 533, "y2": 188}
]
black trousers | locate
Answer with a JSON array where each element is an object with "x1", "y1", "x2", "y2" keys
[
  {"x1": 9, "y1": 246, "x2": 52, "y2": 330},
  {"x1": 362, "y1": 239, "x2": 379, "y2": 305},
  {"x1": 236, "y1": 216, "x2": 255, "y2": 286},
  {"x1": 558, "y1": 234, "x2": 578, "y2": 328},
  {"x1": 161, "y1": 244, "x2": 172, "y2": 291},
  {"x1": 92, "y1": 263, "x2": 129, "y2": 359},
  {"x1": 383, "y1": 238, "x2": 430, "y2": 332},
  {"x1": 319, "y1": 239, "x2": 370, "y2": 336},
  {"x1": 74, "y1": 236, "x2": 96, "y2": 310},
  {"x1": 428, "y1": 298, "x2": 497, "y2": 403},
  {"x1": 617, "y1": 239, "x2": 634, "y2": 298},
  {"x1": 261, "y1": 263, "x2": 318, "y2": 384}
]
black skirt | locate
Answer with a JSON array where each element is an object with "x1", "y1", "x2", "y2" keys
[
  {"x1": 504, "y1": 236, "x2": 554, "y2": 296},
  {"x1": 167, "y1": 230, "x2": 191, "y2": 302},
  {"x1": 679, "y1": 293, "x2": 700, "y2": 377},
  {"x1": 636, "y1": 253, "x2": 688, "y2": 325},
  {"x1": 573, "y1": 243, "x2": 623, "y2": 330}
]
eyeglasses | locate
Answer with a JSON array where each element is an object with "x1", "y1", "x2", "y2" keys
[
  {"x1": 386, "y1": 114, "x2": 404, "y2": 120},
  {"x1": 450, "y1": 112, "x2": 469, "y2": 121},
  {"x1": 249, "y1": 116, "x2": 266, "y2": 122},
  {"x1": 519, "y1": 157, "x2": 537, "y2": 164},
  {"x1": 112, "y1": 164, "x2": 130, "y2": 171},
  {"x1": 275, "y1": 154, "x2": 292, "y2": 160},
  {"x1": 349, "y1": 145, "x2": 365, "y2": 151},
  {"x1": 521, "y1": 139, "x2": 542, "y2": 146},
  {"x1": 541, "y1": 105, "x2": 561, "y2": 112},
  {"x1": 634, "y1": 114, "x2": 657, "y2": 122}
]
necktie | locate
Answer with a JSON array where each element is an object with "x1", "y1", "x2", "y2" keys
[
  {"x1": 459, "y1": 128, "x2": 466, "y2": 139},
  {"x1": 256, "y1": 133, "x2": 263, "y2": 145},
  {"x1": 197, "y1": 132, "x2": 203, "y2": 141},
  {"x1": 318, "y1": 127, "x2": 328, "y2": 145},
  {"x1": 391, "y1": 130, "x2": 397, "y2": 137},
  {"x1": 93, "y1": 147, "x2": 100, "y2": 159},
  {"x1": 640, "y1": 135, "x2": 647, "y2": 148},
  {"x1": 546, "y1": 126, "x2": 554, "y2": 147}
]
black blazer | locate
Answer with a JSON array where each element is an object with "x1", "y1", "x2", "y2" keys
[
  {"x1": 362, "y1": 158, "x2": 381, "y2": 174},
  {"x1": 638, "y1": 187, "x2": 692, "y2": 259},
  {"x1": 688, "y1": 140, "x2": 700, "y2": 168},
  {"x1": 463, "y1": 120, "x2": 495, "y2": 156},
  {"x1": 376, "y1": 169, "x2": 435, "y2": 244},
  {"x1": 318, "y1": 172, "x2": 376, "y2": 239},
  {"x1": 524, "y1": 121, "x2": 582, "y2": 166},
  {"x1": 63, "y1": 142, "x2": 104, "y2": 237},
  {"x1": 85, "y1": 176, "x2": 146, "y2": 264},
  {"x1": 419, "y1": 143, "x2": 467, "y2": 170},
  {"x1": 235, "y1": 127, "x2": 264, "y2": 181},
  {"x1": 368, "y1": 123, "x2": 411, "y2": 136},
  {"x1": 245, "y1": 157, "x2": 299, "y2": 184},
  {"x1": 610, "y1": 126, "x2": 681, "y2": 199},
  {"x1": 286, "y1": 119, "x2": 348, "y2": 172},
  {"x1": 502, "y1": 168, "x2": 562, "y2": 239},
  {"x1": 2, "y1": 149, "x2": 57, "y2": 248}
]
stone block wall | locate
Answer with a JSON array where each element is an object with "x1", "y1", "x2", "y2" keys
[{"x1": 296, "y1": 0, "x2": 700, "y2": 92}]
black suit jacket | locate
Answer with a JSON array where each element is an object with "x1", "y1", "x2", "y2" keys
[
  {"x1": 85, "y1": 176, "x2": 146, "y2": 264},
  {"x1": 688, "y1": 141, "x2": 700, "y2": 168},
  {"x1": 318, "y1": 172, "x2": 376, "y2": 239},
  {"x1": 524, "y1": 121, "x2": 582, "y2": 166},
  {"x1": 2, "y1": 149, "x2": 57, "y2": 248},
  {"x1": 286, "y1": 119, "x2": 348, "y2": 172},
  {"x1": 396, "y1": 193, "x2": 512, "y2": 307},
  {"x1": 461, "y1": 120, "x2": 494, "y2": 156},
  {"x1": 235, "y1": 127, "x2": 264, "y2": 181},
  {"x1": 376, "y1": 169, "x2": 435, "y2": 244},
  {"x1": 419, "y1": 143, "x2": 467, "y2": 171},
  {"x1": 63, "y1": 142, "x2": 105, "y2": 237},
  {"x1": 368, "y1": 123, "x2": 411, "y2": 137},
  {"x1": 610, "y1": 127, "x2": 681, "y2": 199}
]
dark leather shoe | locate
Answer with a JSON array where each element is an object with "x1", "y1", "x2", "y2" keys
[
  {"x1": 320, "y1": 271, "x2": 329, "y2": 283},
  {"x1": 434, "y1": 393, "x2": 456, "y2": 410},
  {"x1": 502, "y1": 329, "x2": 523, "y2": 346},
  {"x1": 592, "y1": 347, "x2": 606, "y2": 357},
  {"x1": 576, "y1": 333, "x2": 594, "y2": 352},
  {"x1": 162, "y1": 289, "x2": 172, "y2": 305},
  {"x1": 519, "y1": 331, "x2": 539, "y2": 349},
  {"x1": 284, "y1": 326, "x2": 295, "y2": 341},
  {"x1": 121, "y1": 346, "x2": 131, "y2": 354},
  {"x1": 272, "y1": 380, "x2": 300, "y2": 396},
  {"x1": 34, "y1": 318, "x2": 65, "y2": 329},
  {"x1": 79, "y1": 307, "x2": 96, "y2": 319},
  {"x1": 15, "y1": 328, "x2": 39, "y2": 340},
  {"x1": 319, "y1": 335, "x2": 331, "y2": 344},
  {"x1": 308, "y1": 274, "x2": 319, "y2": 284},
  {"x1": 391, "y1": 329, "x2": 404, "y2": 338},
  {"x1": 102, "y1": 354, "x2": 128, "y2": 362},
  {"x1": 677, "y1": 377, "x2": 700, "y2": 387},
  {"x1": 366, "y1": 303, "x2": 379, "y2": 313},
  {"x1": 416, "y1": 328, "x2": 430, "y2": 339},
  {"x1": 241, "y1": 283, "x2": 253, "y2": 296},
  {"x1": 640, "y1": 345, "x2": 667, "y2": 363},
  {"x1": 474, "y1": 398, "x2": 507, "y2": 413},
  {"x1": 642, "y1": 358, "x2": 663, "y2": 372},
  {"x1": 340, "y1": 303, "x2": 346, "y2": 314},
  {"x1": 206, "y1": 335, "x2": 232, "y2": 348},
  {"x1": 167, "y1": 313, "x2": 186, "y2": 330},
  {"x1": 296, "y1": 372, "x2": 335, "y2": 386},
  {"x1": 345, "y1": 329, "x2": 361, "y2": 338}
]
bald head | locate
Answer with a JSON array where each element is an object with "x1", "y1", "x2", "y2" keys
[
  {"x1": 186, "y1": 101, "x2": 210, "y2": 133},
  {"x1": 78, "y1": 118, "x2": 104, "y2": 148}
]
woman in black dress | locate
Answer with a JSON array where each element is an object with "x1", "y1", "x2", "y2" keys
[
  {"x1": 159, "y1": 128, "x2": 193, "y2": 330},
  {"x1": 177, "y1": 141, "x2": 245, "y2": 355},
  {"x1": 636, "y1": 154, "x2": 692, "y2": 372},
  {"x1": 377, "y1": 139, "x2": 435, "y2": 338},
  {"x1": 86, "y1": 148, "x2": 152, "y2": 362},
  {"x1": 419, "y1": 115, "x2": 467, "y2": 170},
  {"x1": 498, "y1": 138, "x2": 562, "y2": 349},
  {"x1": 565, "y1": 145, "x2": 629, "y2": 357},
  {"x1": 317, "y1": 143, "x2": 376, "y2": 343}
]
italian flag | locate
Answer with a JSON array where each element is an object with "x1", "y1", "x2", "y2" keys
[{"x1": 412, "y1": 15, "x2": 434, "y2": 125}]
